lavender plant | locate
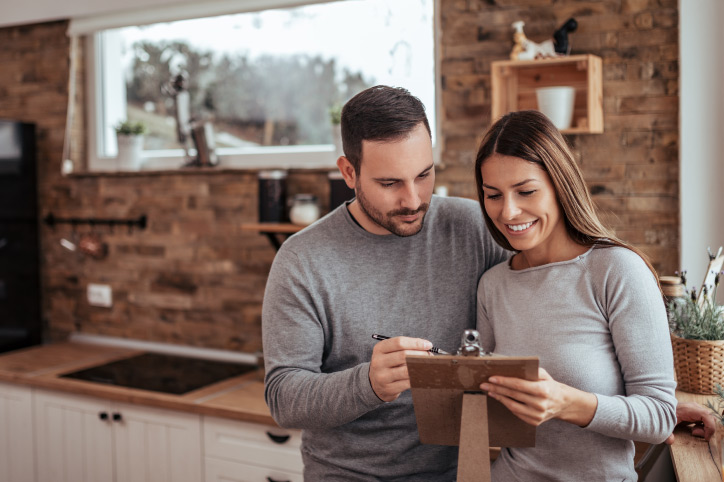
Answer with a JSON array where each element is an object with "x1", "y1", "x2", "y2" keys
[
  {"x1": 705, "y1": 384, "x2": 724, "y2": 426},
  {"x1": 668, "y1": 271, "x2": 724, "y2": 340}
]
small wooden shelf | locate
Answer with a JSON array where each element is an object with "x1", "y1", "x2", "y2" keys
[
  {"x1": 241, "y1": 223, "x2": 304, "y2": 251},
  {"x1": 241, "y1": 223, "x2": 303, "y2": 234},
  {"x1": 491, "y1": 54, "x2": 603, "y2": 134}
]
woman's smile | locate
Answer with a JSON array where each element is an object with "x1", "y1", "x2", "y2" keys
[{"x1": 505, "y1": 220, "x2": 537, "y2": 233}]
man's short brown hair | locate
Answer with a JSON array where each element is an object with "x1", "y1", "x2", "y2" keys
[{"x1": 341, "y1": 85, "x2": 431, "y2": 174}]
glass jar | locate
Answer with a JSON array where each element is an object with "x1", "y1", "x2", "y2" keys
[
  {"x1": 659, "y1": 275, "x2": 687, "y2": 316},
  {"x1": 289, "y1": 194, "x2": 321, "y2": 226}
]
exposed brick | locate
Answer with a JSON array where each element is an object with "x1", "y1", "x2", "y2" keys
[
  {"x1": 618, "y1": 95, "x2": 678, "y2": 114},
  {"x1": 1, "y1": 4, "x2": 680, "y2": 350},
  {"x1": 633, "y1": 12, "x2": 654, "y2": 29}
]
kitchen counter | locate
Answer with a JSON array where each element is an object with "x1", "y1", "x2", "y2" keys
[
  {"x1": 670, "y1": 391, "x2": 722, "y2": 482},
  {"x1": 0, "y1": 341, "x2": 275, "y2": 425},
  {"x1": 0, "y1": 342, "x2": 714, "y2": 479}
]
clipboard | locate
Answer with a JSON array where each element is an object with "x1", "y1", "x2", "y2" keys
[{"x1": 407, "y1": 354, "x2": 539, "y2": 482}]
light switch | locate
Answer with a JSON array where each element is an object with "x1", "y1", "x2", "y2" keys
[{"x1": 87, "y1": 283, "x2": 112, "y2": 307}]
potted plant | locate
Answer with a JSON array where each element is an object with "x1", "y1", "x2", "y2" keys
[
  {"x1": 705, "y1": 384, "x2": 724, "y2": 424},
  {"x1": 329, "y1": 103, "x2": 343, "y2": 158},
  {"x1": 114, "y1": 120, "x2": 146, "y2": 171},
  {"x1": 703, "y1": 384, "x2": 724, "y2": 466},
  {"x1": 668, "y1": 264, "x2": 724, "y2": 394}
]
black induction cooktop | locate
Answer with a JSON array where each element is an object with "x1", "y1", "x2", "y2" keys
[{"x1": 61, "y1": 352, "x2": 257, "y2": 395}]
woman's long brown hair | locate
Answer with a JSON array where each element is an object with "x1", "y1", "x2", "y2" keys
[{"x1": 474, "y1": 110, "x2": 660, "y2": 282}]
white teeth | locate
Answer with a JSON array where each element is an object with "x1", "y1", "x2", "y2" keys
[{"x1": 507, "y1": 221, "x2": 534, "y2": 232}]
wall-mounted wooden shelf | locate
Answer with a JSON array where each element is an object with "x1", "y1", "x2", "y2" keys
[
  {"x1": 241, "y1": 223, "x2": 303, "y2": 251},
  {"x1": 491, "y1": 54, "x2": 603, "y2": 134}
]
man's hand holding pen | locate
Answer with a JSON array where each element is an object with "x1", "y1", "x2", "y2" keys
[{"x1": 369, "y1": 336, "x2": 433, "y2": 402}]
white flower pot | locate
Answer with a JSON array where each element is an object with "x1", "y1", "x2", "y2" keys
[
  {"x1": 535, "y1": 86, "x2": 576, "y2": 130},
  {"x1": 116, "y1": 134, "x2": 144, "y2": 171},
  {"x1": 331, "y1": 124, "x2": 343, "y2": 158}
]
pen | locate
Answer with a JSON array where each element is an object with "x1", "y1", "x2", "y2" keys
[{"x1": 371, "y1": 334, "x2": 450, "y2": 355}]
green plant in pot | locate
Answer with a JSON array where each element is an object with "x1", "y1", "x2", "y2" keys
[
  {"x1": 114, "y1": 120, "x2": 147, "y2": 171},
  {"x1": 704, "y1": 384, "x2": 724, "y2": 458},
  {"x1": 668, "y1": 268, "x2": 724, "y2": 394},
  {"x1": 329, "y1": 103, "x2": 343, "y2": 158},
  {"x1": 705, "y1": 384, "x2": 724, "y2": 425}
]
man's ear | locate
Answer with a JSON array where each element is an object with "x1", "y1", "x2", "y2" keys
[{"x1": 336, "y1": 156, "x2": 357, "y2": 190}]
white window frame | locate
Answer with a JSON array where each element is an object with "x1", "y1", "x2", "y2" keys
[{"x1": 78, "y1": 0, "x2": 442, "y2": 171}]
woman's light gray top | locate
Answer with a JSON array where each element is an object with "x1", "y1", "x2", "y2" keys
[{"x1": 477, "y1": 245, "x2": 677, "y2": 482}]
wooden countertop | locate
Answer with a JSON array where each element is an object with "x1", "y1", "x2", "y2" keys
[
  {"x1": 0, "y1": 342, "x2": 276, "y2": 426},
  {"x1": 671, "y1": 391, "x2": 722, "y2": 482},
  {"x1": 3, "y1": 342, "x2": 716, "y2": 477}
]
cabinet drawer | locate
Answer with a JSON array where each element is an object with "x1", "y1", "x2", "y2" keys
[
  {"x1": 206, "y1": 456, "x2": 303, "y2": 482},
  {"x1": 204, "y1": 417, "x2": 303, "y2": 473}
]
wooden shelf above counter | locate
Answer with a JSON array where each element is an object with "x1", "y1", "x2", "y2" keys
[
  {"x1": 491, "y1": 54, "x2": 603, "y2": 134},
  {"x1": 241, "y1": 222, "x2": 304, "y2": 251},
  {"x1": 241, "y1": 223, "x2": 304, "y2": 234}
]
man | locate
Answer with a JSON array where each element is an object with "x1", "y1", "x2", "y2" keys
[{"x1": 262, "y1": 85, "x2": 509, "y2": 480}]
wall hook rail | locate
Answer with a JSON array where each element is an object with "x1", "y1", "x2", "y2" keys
[{"x1": 43, "y1": 213, "x2": 147, "y2": 231}]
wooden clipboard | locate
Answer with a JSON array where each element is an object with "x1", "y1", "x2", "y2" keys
[{"x1": 406, "y1": 354, "x2": 539, "y2": 482}]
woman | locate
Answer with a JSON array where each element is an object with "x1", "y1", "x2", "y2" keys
[{"x1": 474, "y1": 110, "x2": 676, "y2": 481}]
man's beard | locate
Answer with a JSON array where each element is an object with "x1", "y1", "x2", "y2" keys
[{"x1": 356, "y1": 183, "x2": 430, "y2": 237}]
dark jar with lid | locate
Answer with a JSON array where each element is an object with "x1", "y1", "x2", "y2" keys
[{"x1": 258, "y1": 170, "x2": 287, "y2": 222}]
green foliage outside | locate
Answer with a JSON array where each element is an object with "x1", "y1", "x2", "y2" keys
[
  {"x1": 126, "y1": 40, "x2": 372, "y2": 148},
  {"x1": 329, "y1": 103, "x2": 343, "y2": 125}
]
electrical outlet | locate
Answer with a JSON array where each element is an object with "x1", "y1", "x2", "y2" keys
[{"x1": 87, "y1": 283, "x2": 112, "y2": 307}]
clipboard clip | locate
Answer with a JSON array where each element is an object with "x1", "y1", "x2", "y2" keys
[{"x1": 455, "y1": 329, "x2": 490, "y2": 357}]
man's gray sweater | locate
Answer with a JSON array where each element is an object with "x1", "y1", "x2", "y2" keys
[{"x1": 263, "y1": 196, "x2": 508, "y2": 480}]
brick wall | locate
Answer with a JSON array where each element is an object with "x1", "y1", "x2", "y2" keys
[
  {"x1": 0, "y1": 1, "x2": 679, "y2": 350},
  {"x1": 436, "y1": 0, "x2": 680, "y2": 272}
]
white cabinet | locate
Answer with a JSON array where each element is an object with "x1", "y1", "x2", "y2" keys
[
  {"x1": 113, "y1": 401, "x2": 202, "y2": 482},
  {"x1": 0, "y1": 382, "x2": 35, "y2": 482},
  {"x1": 34, "y1": 389, "x2": 202, "y2": 482},
  {"x1": 34, "y1": 389, "x2": 114, "y2": 482},
  {"x1": 0, "y1": 382, "x2": 304, "y2": 482},
  {"x1": 204, "y1": 417, "x2": 304, "y2": 482}
]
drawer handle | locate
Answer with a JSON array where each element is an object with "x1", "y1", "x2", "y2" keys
[
  {"x1": 265, "y1": 432, "x2": 290, "y2": 444},
  {"x1": 266, "y1": 478, "x2": 290, "y2": 482},
  {"x1": 98, "y1": 411, "x2": 109, "y2": 421},
  {"x1": 112, "y1": 412, "x2": 123, "y2": 422}
]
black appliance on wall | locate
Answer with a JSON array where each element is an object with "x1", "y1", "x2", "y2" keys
[{"x1": 0, "y1": 120, "x2": 42, "y2": 353}]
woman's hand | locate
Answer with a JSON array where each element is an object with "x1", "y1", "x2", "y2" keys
[
  {"x1": 665, "y1": 401, "x2": 719, "y2": 444},
  {"x1": 480, "y1": 367, "x2": 598, "y2": 427}
]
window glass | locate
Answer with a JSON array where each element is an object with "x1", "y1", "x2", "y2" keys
[{"x1": 97, "y1": 0, "x2": 436, "y2": 167}]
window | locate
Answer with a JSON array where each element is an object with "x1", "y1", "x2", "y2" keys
[{"x1": 87, "y1": 0, "x2": 439, "y2": 171}]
